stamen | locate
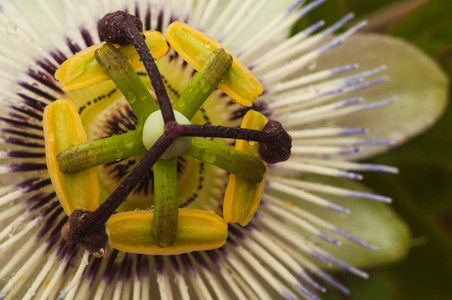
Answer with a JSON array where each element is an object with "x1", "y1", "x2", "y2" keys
[
  {"x1": 43, "y1": 99, "x2": 100, "y2": 216},
  {"x1": 223, "y1": 110, "x2": 268, "y2": 226},
  {"x1": 166, "y1": 21, "x2": 263, "y2": 106},
  {"x1": 106, "y1": 209, "x2": 228, "y2": 255},
  {"x1": 55, "y1": 31, "x2": 168, "y2": 91}
]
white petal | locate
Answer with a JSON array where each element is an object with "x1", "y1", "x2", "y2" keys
[
  {"x1": 208, "y1": 0, "x2": 303, "y2": 47},
  {"x1": 310, "y1": 33, "x2": 448, "y2": 159}
]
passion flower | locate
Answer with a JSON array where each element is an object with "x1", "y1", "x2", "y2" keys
[{"x1": 0, "y1": 1, "x2": 447, "y2": 299}]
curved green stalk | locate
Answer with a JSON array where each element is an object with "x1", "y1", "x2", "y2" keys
[
  {"x1": 173, "y1": 48, "x2": 232, "y2": 120},
  {"x1": 183, "y1": 137, "x2": 266, "y2": 183},
  {"x1": 57, "y1": 130, "x2": 145, "y2": 174},
  {"x1": 95, "y1": 43, "x2": 159, "y2": 127},
  {"x1": 152, "y1": 157, "x2": 179, "y2": 247}
]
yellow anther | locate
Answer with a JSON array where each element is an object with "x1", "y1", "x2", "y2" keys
[
  {"x1": 223, "y1": 110, "x2": 268, "y2": 226},
  {"x1": 165, "y1": 21, "x2": 263, "y2": 107},
  {"x1": 106, "y1": 209, "x2": 228, "y2": 255},
  {"x1": 55, "y1": 31, "x2": 168, "y2": 91},
  {"x1": 43, "y1": 99, "x2": 100, "y2": 215}
]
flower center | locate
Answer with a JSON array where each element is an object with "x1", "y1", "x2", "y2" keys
[
  {"x1": 45, "y1": 11, "x2": 291, "y2": 255},
  {"x1": 76, "y1": 55, "x2": 236, "y2": 211}
]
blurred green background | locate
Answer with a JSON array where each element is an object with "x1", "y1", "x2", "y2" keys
[{"x1": 296, "y1": 0, "x2": 452, "y2": 298}]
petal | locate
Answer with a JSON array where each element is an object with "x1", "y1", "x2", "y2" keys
[
  {"x1": 207, "y1": 0, "x2": 300, "y2": 45},
  {"x1": 311, "y1": 33, "x2": 449, "y2": 160},
  {"x1": 289, "y1": 175, "x2": 411, "y2": 268}
]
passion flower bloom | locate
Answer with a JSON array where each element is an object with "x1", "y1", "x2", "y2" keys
[{"x1": 0, "y1": 0, "x2": 447, "y2": 299}]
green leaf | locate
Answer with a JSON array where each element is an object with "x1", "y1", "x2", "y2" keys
[
  {"x1": 389, "y1": 0, "x2": 452, "y2": 56},
  {"x1": 355, "y1": 154, "x2": 452, "y2": 299},
  {"x1": 324, "y1": 271, "x2": 397, "y2": 300},
  {"x1": 347, "y1": 0, "x2": 429, "y2": 33},
  {"x1": 345, "y1": 0, "x2": 395, "y2": 16},
  {"x1": 311, "y1": 33, "x2": 449, "y2": 160},
  {"x1": 358, "y1": 99, "x2": 452, "y2": 297}
]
